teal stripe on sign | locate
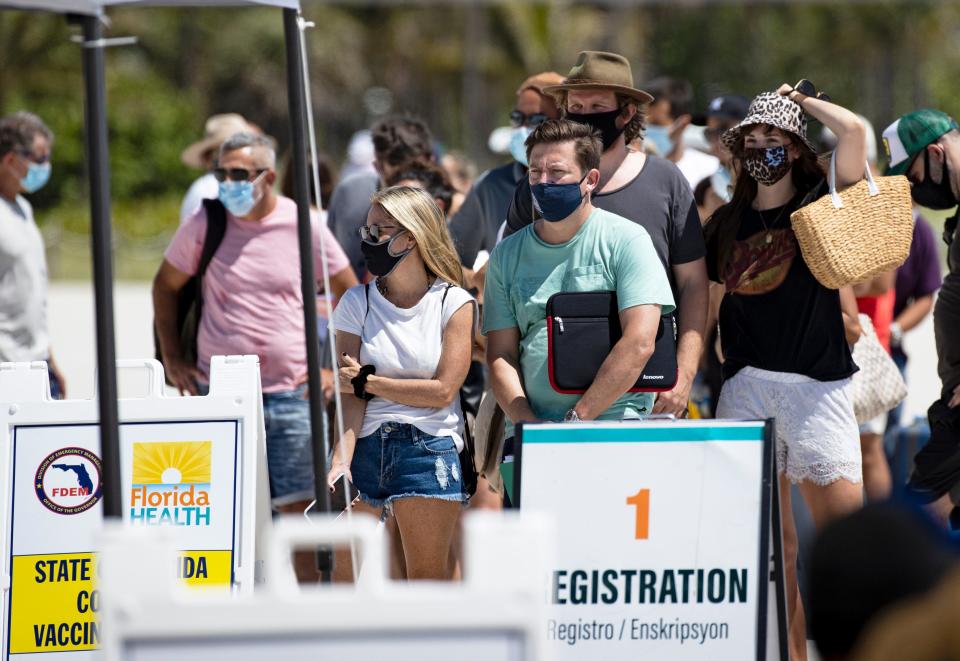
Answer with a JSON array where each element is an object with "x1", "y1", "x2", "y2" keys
[{"x1": 521, "y1": 425, "x2": 765, "y2": 444}]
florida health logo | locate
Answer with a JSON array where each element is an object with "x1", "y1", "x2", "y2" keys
[
  {"x1": 130, "y1": 441, "x2": 212, "y2": 526},
  {"x1": 35, "y1": 447, "x2": 103, "y2": 515}
]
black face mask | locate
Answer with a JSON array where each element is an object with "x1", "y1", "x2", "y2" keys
[
  {"x1": 911, "y1": 150, "x2": 957, "y2": 210},
  {"x1": 360, "y1": 231, "x2": 412, "y2": 277},
  {"x1": 566, "y1": 108, "x2": 624, "y2": 150}
]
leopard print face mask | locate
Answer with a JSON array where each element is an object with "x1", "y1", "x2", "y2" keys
[{"x1": 743, "y1": 146, "x2": 792, "y2": 186}]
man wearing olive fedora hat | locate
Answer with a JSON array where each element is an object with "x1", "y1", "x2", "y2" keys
[
  {"x1": 179, "y1": 113, "x2": 256, "y2": 223},
  {"x1": 502, "y1": 50, "x2": 708, "y2": 418}
]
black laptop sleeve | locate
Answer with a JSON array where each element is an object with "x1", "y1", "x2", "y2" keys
[{"x1": 545, "y1": 291, "x2": 678, "y2": 394}]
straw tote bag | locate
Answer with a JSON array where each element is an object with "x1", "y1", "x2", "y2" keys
[
  {"x1": 850, "y1": 314, "x2": 907, "y2": 424},
  {"x1": 790, "y1": 152, "x2": 913, "y2": 289}
]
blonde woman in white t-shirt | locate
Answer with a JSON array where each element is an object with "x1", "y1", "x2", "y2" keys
[{"x1": 330, "y1": 186, "x2": 475, "y2": 581}]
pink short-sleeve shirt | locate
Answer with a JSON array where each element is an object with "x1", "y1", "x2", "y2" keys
[{"x1": 164, "y1": 196, "x2": 351, "y2": 392}]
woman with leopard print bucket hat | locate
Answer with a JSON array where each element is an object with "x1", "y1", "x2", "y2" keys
[{"x1": 704, "y1": 83, "x2": 868, "y2": 660}]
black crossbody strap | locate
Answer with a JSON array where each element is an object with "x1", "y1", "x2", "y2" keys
[
  {"x1": 198, "y1": 198, "x2": 228, "y2": 277},
  {"x1": 192, "y1": 198, "x2": 228, "y2": 325}
]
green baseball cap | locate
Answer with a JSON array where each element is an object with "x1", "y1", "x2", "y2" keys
[{"x1": 883, "y1": 109, "x2": 959, "y2": 175}]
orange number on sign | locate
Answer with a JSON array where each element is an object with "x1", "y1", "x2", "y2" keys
[{"x1": 626, "y1": 488, "x2": 650, "y2": 540}]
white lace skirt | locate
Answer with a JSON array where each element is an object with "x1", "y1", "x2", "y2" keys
[{"x1": 717, "y1": 366, "x2": 863, "y2": 486}]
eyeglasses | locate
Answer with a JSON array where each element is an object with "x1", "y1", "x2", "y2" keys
[
  {"x1": 17, "y1": 150, "x2": 50, "y2": 165},
  {"x1": 792, "y1": 79, "x2": 831, "y2": 103},
  {"x1": 510, "y1": 110, "x2": 549, "y2": 129},
  {"x1": 212, "y1": 167, "x2": 267, "y2": 182},
  {"x1": 359, "y1": 224, "x2": 404, "y2": 243}
]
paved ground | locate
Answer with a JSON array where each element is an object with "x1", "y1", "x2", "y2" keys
[{"x1": 48, "y1": 281, "x2": 941, "y2": 418}]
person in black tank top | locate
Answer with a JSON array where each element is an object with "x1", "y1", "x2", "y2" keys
[{"x1": 704, "y1": 85, "x2": 868, "y2": 661}]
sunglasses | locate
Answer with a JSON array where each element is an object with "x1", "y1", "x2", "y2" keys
[
  {"x1": 510, "y1": 110, "x2": 549, "y2": 128},
  {"x1": 793, "y1": 79, "x2": 831, "y2": 103},
  {"x1": 17, "y1": 150, "x2": 50, "y2": 165},
  {"x1": 359, "y1": 224, "x2": 404, "y2": 243},
  {"x1": 212, "y1": 167, "x2": 267, "y2": 183}
]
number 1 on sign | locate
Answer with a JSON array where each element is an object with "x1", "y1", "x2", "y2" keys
[{"x1": 626, "y1": 488, "x2": 650, "y2": 539}]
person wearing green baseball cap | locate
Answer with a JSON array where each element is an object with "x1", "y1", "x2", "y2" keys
[
  {"x1": 884, "y1": 109, "x2": 960, "y2": 530},
  {"x1": 883, "y1": 109, "x2": 960, "y2": 207}
]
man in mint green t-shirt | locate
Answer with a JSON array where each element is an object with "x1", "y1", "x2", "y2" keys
[{"x1": 484, "y1": 119, "x2": 675, "y2": 435}]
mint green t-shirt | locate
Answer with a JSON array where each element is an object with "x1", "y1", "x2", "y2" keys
[{"x1": 483, "y1": 208, "x2": 676, "y2": 428}]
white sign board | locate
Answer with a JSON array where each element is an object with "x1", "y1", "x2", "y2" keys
[
  {"x1": 0, "y1": 357, "x2": 270, "y2": 660},
  {"x1": 98, "y1": 516, "x2": 551, "y2": 661},
  {"x1": 516, "y1": 420, "x2": 785, "y2": 661}
]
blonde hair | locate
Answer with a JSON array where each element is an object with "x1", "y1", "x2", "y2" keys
[{"x1": 371, "y1": 186, "x2": 464, "y2": 287}]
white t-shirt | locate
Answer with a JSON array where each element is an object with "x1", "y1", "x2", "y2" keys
[
  {"x1": 334, "y1": 279, "x2": 476, "y2": 450},
  {"x1": 675, "y1": 148, "x2": 720, "y2": 191},
  {"x1": 0, "y1": 195, "x2": 49, "y2": 362}
]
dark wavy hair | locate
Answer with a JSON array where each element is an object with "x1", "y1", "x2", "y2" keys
[
  {"x1": 386, "y1": 162, "x2": 455, "y2": 216},
  {"x1": 703, "y1": 126, "x2": 824, "y2": 278}
]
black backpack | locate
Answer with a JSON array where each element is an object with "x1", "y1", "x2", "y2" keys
[{"x1": 154, "y1": 198, "x2": 228, "y2": 384}]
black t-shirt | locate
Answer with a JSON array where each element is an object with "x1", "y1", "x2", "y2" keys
[
  {"x1": 706, "y1": 190, "x2": 856, "y2": 382},
  {"x1": 504, "y1": 155, "x2": 705, "y2": 292}
]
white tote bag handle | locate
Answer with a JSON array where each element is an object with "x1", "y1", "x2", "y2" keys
[{"x1": 828, "y1": 150, "x2": 880, "y2": 209}]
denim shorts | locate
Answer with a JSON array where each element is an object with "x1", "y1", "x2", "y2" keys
[
  {"x1": 351, "y1": 422, "x2": 468, "y2": 514},
  {"x1": 197, "y1": 381, "x2": 314, "y2": 506},
  {"x1": 262, "y1": 384, "x2": 315, "y2": 506}
]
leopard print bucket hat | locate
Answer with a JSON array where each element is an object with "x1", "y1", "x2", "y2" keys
[{"x1": 721, "y1": 91, "x2": 817, "y2": 154}]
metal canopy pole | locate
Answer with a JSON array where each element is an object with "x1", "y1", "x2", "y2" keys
[
  {"x1": 282, "y1": 7, "x2": 333, "y2": 580},
  {"x1": 78, "y1": 13, "x2": 123, "y2": 519}
]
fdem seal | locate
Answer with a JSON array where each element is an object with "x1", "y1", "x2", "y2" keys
[{"x1": 34, "y1": 447, "x2": 103, "y2": 515}]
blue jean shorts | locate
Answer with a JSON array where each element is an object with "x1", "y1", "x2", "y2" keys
[
  {"x1": 262, "y1": 384, "x2": 315, "y2": 506},
  {"x1": 351, "y1": 422, "x2": 468, "y2": 513},
  {"x1": 197, "y1": 381, "x2": 314, "y2": 507}
]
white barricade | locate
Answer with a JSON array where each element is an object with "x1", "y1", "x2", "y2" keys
[
  {"x1": 97, "y1": 512, "x2": 554, "y2": 661},
  {"x1": 0, "y1": 356, "x2": 271, "y2": 659},
  {"x1": 514, "y1": 419, "x2": 787, "y2": 661}
]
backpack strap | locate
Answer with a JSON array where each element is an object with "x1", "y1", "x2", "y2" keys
[{"x1": 199, "y1": 198, "x2": 228, "y2": 277}]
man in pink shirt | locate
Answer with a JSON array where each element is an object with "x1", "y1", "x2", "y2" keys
[{"x1": 154, "y1": 132, "x2": 357, "y2": 515}]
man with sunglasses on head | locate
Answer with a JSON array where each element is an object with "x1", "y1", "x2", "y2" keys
[
  {"x1": 504, "y1": 51, "x2": 708, "y2": 419},
  {"x1": 0, "y1": 112, "x2": 65, "y2": 398},
  {"x1": 154, "y1": 132, "x2": 357, "y2": 541},
  {"x1": 447, "y1": 71, "x2": 564, "y2": 273}
]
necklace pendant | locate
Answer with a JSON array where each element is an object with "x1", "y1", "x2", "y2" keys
[{"x1": 765, "y1": 232, "x2": 773, "y2": 244}]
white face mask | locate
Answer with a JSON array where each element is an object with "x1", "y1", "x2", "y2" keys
[
  {"x1": 645, "y1": 125, "x2": 673, "y2": 157},
  {"x1": 711, "y1": 166, "x2": 733, "y2": 203},
  {"x1": 509, "y1": 126, "x2": 533, "y2": 166}
]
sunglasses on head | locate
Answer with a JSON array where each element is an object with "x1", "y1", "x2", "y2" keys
[
  {"x1": 359, "y1": 224, "x2": 404, "y2": 243},
  {"x1": 212, "y1": 167, "x2": 267, "y2": 183},
  {"x1": 792, "y1": 79, "x2": 831, "y2": 103},
  {"x1": 510, "y1": 110, "x2": 549, "y2": 128}
]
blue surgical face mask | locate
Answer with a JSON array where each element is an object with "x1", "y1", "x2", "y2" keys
[
  {"x1": 711, "y1": 166, "x2": 733, "y2": 203},
  {"x1": 218, "y1": 172, "x2": 265, "y2": 217},
  {"x1": 645, "y1": 125, "x2": 674, "y2": 157},
  {"x1": 509, "y1": 127, "x2": 532, "y2": 166},
  {"x1": 531, "y1": 173, "x2": 588, "y2": 222},
  {"x1": 20, "y1": 161, "x2": 51, "y2": 194}
]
